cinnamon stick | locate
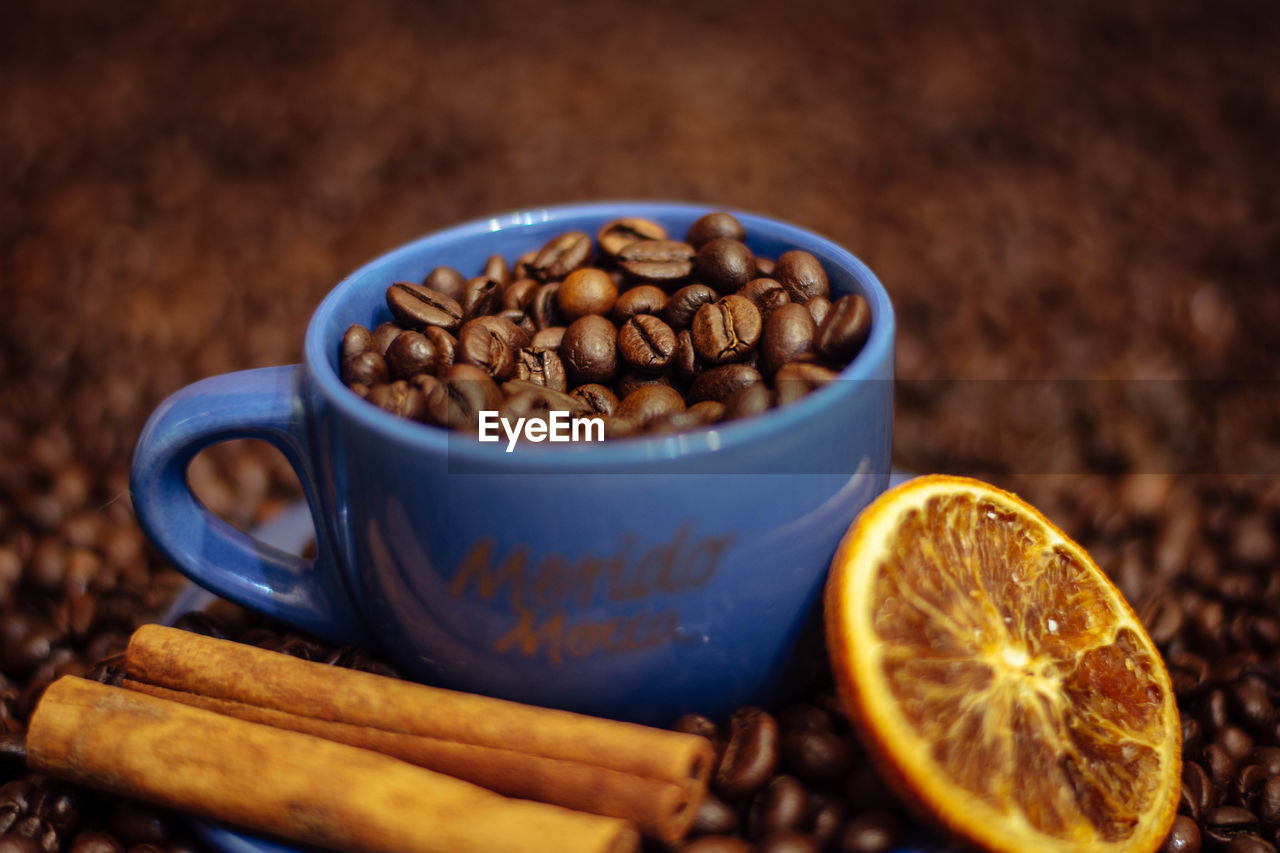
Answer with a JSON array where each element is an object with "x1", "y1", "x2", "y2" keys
[
  {"x1": 124, "y1": 625, "x2": 712, "y2": 840},
  {"x1": 28, "y1": 676, "x2": 638, "y2": 853}
]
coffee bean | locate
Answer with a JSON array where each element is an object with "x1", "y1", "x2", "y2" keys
[
  {"x1": 597, "y1": 217, "x2": 667, "y2": 258},
  {"x1": 502, "y1": 277, "x2": 539, "y2": 311},
  {"x1": 749, "y1": 775, "x2": 809, "y2": 837},
  {"x1": 530, "y1": 326, "x2": 566, "y2": 351},
  {"x1": 722, "y1": 383, "x2": 774, "y2": 421},
  {"x1": 1236, "y1": 765, "x2": 1269, "y2": 811},
  {"x1": 1250, "y1": 749, "x2": 1280, "y2": 777},
  {"x1": 500, "y1": 389, "x2": 590, "y2": 427},
  {"x1": 109, "y1": 803, "x2": 171, "y2": 846},
  {"x1": 613, "y1": 285, "x2": 667, "y2": 323},
  {"x1": 600, "y1": 414, "x2": 644, "y2": 439},
  {"x1": 687, "y1": 400, "x2": 726, "y2": 424},
  {"x1": 806, "y1": 296, "x2": 831, "y2": 327},
  {"x1": 682, "y1": 838, "x2": 752, "y2": 853},
  {"x1": 816, "y1": 295, "x2": 871, "y2": 362},
  {"x1": 617, "y1": 385, "x2": 685, "y2": 423},
  {"x1": 513, "y1": 348, "x2": 567, "y2": 392},
  {"x1": 692, "y1": 295, "x2": 762, "y2": 365},
  {"x1": 559, "y1": 268, "x2": 618, "y2": 320},
  {"x1": 838, "y1": 811, "x2": 901, "y2": 853},
  {"x1": 529, "y1": 282, "x2": 563, "y2": 330},
  {"x1": 673, "y1": 712, "x2": 720, "y2": 744},
  {"x1": 386, "y1": 282, "x2": 463, "y2": 332},
  {"x1": 423, "y1": 266, "x2": 466, "y2": 301},
  {"x1": 340, "y1": 324, "x2": 373, "y2": 365},
  {"x1": 616, "y1": 371, "x2": 673, "y2": 399},
  {"x1": 425, "y1": 364, "x2": 504, "y2": 430},
  {"x1": 774, "y1": 250, "x2": 830, "y2": 302},
  {"x1": 739, "y1": 277, "x2": 791, "y2": 316},
  {"x1": 1221, "y1": 726, "x2": 1256, "y2": 763},
  {"x1": 757, "y1": 831, "x2": 820, "y2": 853},
  {"x1": 695, "y1": 238, "x2": 757, "y2": 293},
  {"x1": 1232, "y1": 681, "x2": 1276, "y2": 733},
  {"x1": 69, "y1": 832, "x2": 123, "y2": 853},
  {"x1": 483, "y1": 254, "x2": 512, "y2": 287},
  {"x1": 690, "y1": 364, "x2": 763, "y2": 404},
  {"x1": 370, "y1": 322, "x2": 403, "y2": 355},
  {"x1": 667, "y1": 284, "x2": 719, "y2": 329},
  {"x1": 423, "y1": 327, "x2": 457, "y2": 375},
  {"x1": 1227, "y1": 835, "x2": 1276, "y2": 853},
  {"x1": 560, "y1": 315, "x2": 619, "y2": 386},
  {"x1": 1161, "y1": 815, "x2": 1202, "y2": 853},
  {"x1": 457, "y1": 318, "x2": 520, "y2": 381},
  {"x1": 409, "y1": 373, "x2": 440, "y2": 400},
  {"x1": 783, "y1": 728, "x2": 850, "y2": 789},
  {"x1": 761, "y1": 303, "x2": 817, "y2": 376},
  {"x1": 1257, "y1": 776, "x2": 1280, "y2": 829},
  {"x1": 1206, "y1": 744, "x2": 1239, "y2": 794},
  {"x1": 715, "y1": 708, "x2": 780, "y2": 800},
  {"x1": 568, "y1": 383, "x2": 619, "y2": 416},
  {"x1": 530, "y1": 231, "x2": 593, "y2": 281},
  {"x1": 619, "y1": 315, "x2": 677, "y2": 373},
  {"x1": 0, "y1": 836, "x2": 42, "y2": 853},
  {"x1": 1183, "y1": 761, "x2": 1215, "y2": 821},
  {"x1": 366, "y1": 380, "x2": 427, "y2": 420},
  {"x1": 341, "y1": 350, "x2": 388, "y2": 387},
  {"x1": 460, "y1": 276, "x2": 502, "y2": 320},
  {"x1": 617, "y1": 239, "x2": 695, "y2": 285},
  {"x1": 775, "y1": 363, "x2": 838, "y2": 407},
  {"x1": 686, "y1": 212, "x2": 746, "y2": 248},
  {"x1": 384, "y1": 331, "x2": 437, "y2": 380},
  {"x1": 1205, "y1": 806, "x2": 1260, "y2": 849},
  {"x1": 691, "y1": 794, "x2": 740, "y2": 836}
]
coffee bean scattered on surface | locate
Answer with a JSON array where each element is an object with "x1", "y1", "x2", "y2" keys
[{"x1": 338, "y1": 212, "x2": 874, "y2": 441}]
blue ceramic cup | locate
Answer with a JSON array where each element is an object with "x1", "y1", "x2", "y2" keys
[{"x1": 131, "y1": 201, "x2": 894, "y2": 725}]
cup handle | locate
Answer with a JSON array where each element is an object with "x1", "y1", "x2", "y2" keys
[{"x1": 130, "y1": 365, "x2": 364, "y2": 644}]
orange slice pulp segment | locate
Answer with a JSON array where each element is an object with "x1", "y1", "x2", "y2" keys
[{"x1": 824, "y1": 475, "x2": 1180, "y2": 853}]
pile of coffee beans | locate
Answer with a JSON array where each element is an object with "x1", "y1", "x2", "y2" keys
[{"x1": 338, "y1": 212, "x2": 873, "y2": 440}]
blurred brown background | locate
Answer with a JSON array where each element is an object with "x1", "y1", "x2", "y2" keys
[{"x1": 1, "y1": 0, "x2": 1279, "y2": 846}]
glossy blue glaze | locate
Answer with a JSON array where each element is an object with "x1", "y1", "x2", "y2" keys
[{"x1": 132, "y1": 201, "x2": 895, "y2": 726}]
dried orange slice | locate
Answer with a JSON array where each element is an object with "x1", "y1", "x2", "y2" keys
[{"x1": 825, "y1": 475, "x2": 1180, "y2": 853}]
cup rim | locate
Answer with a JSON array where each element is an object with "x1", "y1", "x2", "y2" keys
[{"x1": 304, "y1": 200, "x2": 895, "y2": 470}]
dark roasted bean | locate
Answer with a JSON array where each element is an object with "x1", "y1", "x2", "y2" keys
[
  {"x1": 749, "y1": 775, "x2": 808, "y2": 837},
  {"x1": 1232, "y1": 681, "x2": 1276, "y2": 733},
  {"x1": 667, "y1": 284, "x2": 719, "y2": 330},
  {"x1": 386, "y1": 282, "x2": 463, "y2": 332},
  {"x1": 757, "y1": 831, "x2": 820, "y2": 853},
  {"x1": 569, "y1": 383, "x2": 620, "y2": 417},
  {"x1": 686, "y1": 400, "x2": 726, "y2": 424},
  {"x1": 1227, "y1": 835, "x2": 1276, "y2": 853},
  {"x1": 366, "y1": 380, "x2": 427, "y2": 420},
  {"x1": 340, "y1": 324, "x2": 373, "y2": 365},
  {"x1": 423, "y1": 266, "x2": 466, "y2": 301},
  {"x1": 341, "y1": 350, "x2": 387, "y2": 387},
  {"x1": 530, "y1": 231, "x2": 592, "y2": 281},
  {"x1": 715, "y1": 708, "x2": 780, "y2": 800},
  {"x1": 695, "y1": 238, "x2": 756, "y2": 293},
  {"x1": 559, "y1": 315, "x2": 619, "y2": 387},
  {"x1": 783, "y1": 728, "x2": 850, "y2": 789},
  {"x1": 617, "y1": 240, "x2": 695, "y2": 285},
  {"x1": 691, "y1": 794, "x2": 740, "y2": 836},
  {"x1": 529, "y1": 282, "x2": 563, "y2": 330},
  {"x1": 1221, "y1": 726, "x2": 1256, "y2": 763},
  {"x1": 815, "y1": 294, "x2": 871, "y2": 362},
  {"x1": 617, "y1": 385, "x2": 685, "y2": 423},
  {"x1": 616, "y1": 371, "x2": 673, "y2": 399},
  {"x1": 558, "y1": 268, "x2": 618, "y2": 320},
  {"x1": 109, "y1": 802, "x2": 171, "y2": 846},
  {"x1": 774, "y1": 250, "x2": 830, "y2": 302},
  {"x1": 738, "y1": 277, "x2": 791, "y2": 316},
  {"x1": 806, "y1": 296, "x2": 831, "y2": 327},
  {"x1": 839, "y1": 811, "x2": 901, "y2": 853},
  {"x1": 1258, "y1": 776, "x2": 1280, "y2": 829},
  {"x1": 722, "y1": 383, "x2": 774, "y2": 421},
  {"x1": 761, "y1": 303, "x2": 817, "y2": 376},
  {"x1": 371, "y1": 321, "x2": 403, "y2": 354},
  {"x1": 457, "y1": 317, "x2": 520, "y2": 381},
  {"x1": 774, "y1": 362, "x2": 838, "y2": 406},
  {"x1": 1161, "y1": 815, "x2": 1202, "y2": 853},
  {"x1": 1250, "y1": 749, "x2": 1280, "y2": 777},
  {"x1": 69, "y1": 832, "x2": 124, "y2": 853},
  {"x1": 618, "y1": 315, "x2": 677, "y2": 373},
  {"x1": 384, "y1": 331, "x2": 437, "y2": 379},
  {"x1": 1206, "y1": 806, "x2": 1261, "y2": 849},
  {"x1": 530, "y1": 326, "x2": 566, "y2": 351},
  {"x1": 682, "y1": 838, "x2": 752, "y2": 853},
  {"x1": 690, "y1": 364, "x2": 763, "y2": 404},
  {"x1": 1183, "y1": 761, "x2": 1215, "y2": 821},
  {"x1": 692, "y1": 295, "x2": 762, "y2": 365},
  {"x1": 423, "y1": 327, "x2": 458, "y2": 375},
  {"x1": 502, "y1": 277, "x2": 539, "y2": 311},
  {"x1": 1236, "y1": 765, "x2": 1269, "y2": 811},
  {"x1": 597, "y1": 218, "x2": 667, "y2": 258},
  {"x1": 425, "y1": 364, "x2": 504, "y2": 430},
  {"x1": 482, "y1": 254, "x2": 511, "y2": 287},
  {"x1": 513, "y1": 348, "x2": 567, "y2": 392},
  {"x1": 460, "y1": 276, "x2": 502, "y2": 320},
  {"x1": 686, "y1": 212, "x2": 746, "y2": 248},
  {"x1": 613, "y1": 285, "x2": 668, "y2": 323}
]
